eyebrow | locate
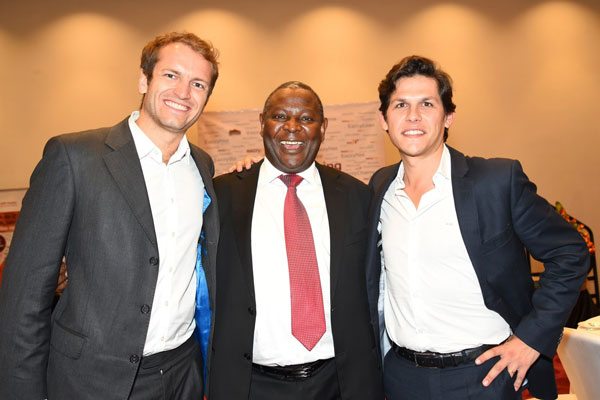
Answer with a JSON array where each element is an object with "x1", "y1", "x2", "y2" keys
[
  {"x1": 392, "y1": 96, "x2": 438, "y2": 103},
  {"x1": 160, "y1": 68, "x2": 209, "y2": 84},
  {"x1": 161, "y1": 68, "x2": 180, "y2": 75},
  {"x1": 392, "y1": 96, "x2": 436, "y2": 101}
]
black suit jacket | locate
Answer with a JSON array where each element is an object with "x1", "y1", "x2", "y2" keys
[
  {"x1": 0, "y1": 118, "x2": 219, "y2": 400},
  {"x1": 209, "y1": 161, "x2": 384, "y2": 399},
  {"x1": 366, "y1": 146, "x2": 589, "y2": 399}
]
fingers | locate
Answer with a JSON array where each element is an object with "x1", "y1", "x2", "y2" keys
[
  {"x1": 478, "y1": 336, "x2": 540, "y2": 391},
  {"x1": 227, "y1": 156, "x2": 263, "y2": 173},
  {"x1": 481, "y1": 358, "x2": 506, "y2": 387},
  {"x1": 504, "y1": 367, "x2": 526, "y2": 391},
  {"x1": 475, "y1": 346, "x2": 498, "y2": 365},
  {"x1": 513, "y1": 369, "x2": 526, "y2": 391},
  {"x1": 227, "y1": 161, "x2": 246, "y2": 173}
]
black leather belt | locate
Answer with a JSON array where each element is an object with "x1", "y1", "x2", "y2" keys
[
  {"x1": 391, "y1": 342, "x2": 494, "y2": 368},
  {"x1": 252, "y1": 358, "x2": 331, "y2": 381}
]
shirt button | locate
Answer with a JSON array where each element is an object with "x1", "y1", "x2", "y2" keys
[
  {"x1": 129, "y1": 354, "x2": 140, "y2": 364},
  {"x1": 247, "y1": 306, "x2": 255, "y2": 316},
  {"x1": 243, "y1": 353, "x2": 252, "y2": 361},
  {"x1": 140, "y1": 304, "x2": 151, "y2": 314},
  {"x1": 149, "y1": 257, "x2": 159, "y2": 266}
]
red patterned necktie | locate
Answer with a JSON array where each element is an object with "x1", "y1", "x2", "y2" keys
[{"x1": 279, "y1": 174, "x2": 326, "y2": 351}]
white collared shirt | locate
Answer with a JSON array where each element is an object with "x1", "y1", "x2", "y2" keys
[
  {"x1": 380, "y1": 145, "x2": 510, "y2": 353},
  {"x1": 128, "y1": 111, "x2": 204, "y2": 356},
  {"x1": 251, "y1": 158, "x2": 335, "y2": 366}
]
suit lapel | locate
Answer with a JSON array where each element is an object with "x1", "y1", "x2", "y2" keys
[
  {"x1": 103, "y1": 119, "x2": 157, "y2": 246},
  {"x1": 189, "y1": 145, "x2": 219, "y2": 308},
  {"x1": 233, "y1": 163, "x2": 262, "y2": 301},
  {"x1": 317, "y1": 164, "x2": 345, "y2": 298},
  {"x1": 190, "y1": 145, "x2": 216, "y2": 210},
  {"x1": 367, "y1": 163, "x2": 399, "y2": 248},
  {"x1": 449, "y1": 147, "x2": 484, "y2": 277},
  {"x1": 372, "y1": 164, "x2": 399, "y2": 216}
]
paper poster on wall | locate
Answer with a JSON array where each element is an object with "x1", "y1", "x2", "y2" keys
[
  {"x1": 194, "y1": 101, "x2": 386, "y2": 183},
  {"x1": 0, "y1": 188, "x2": 26, "y2": 283}
]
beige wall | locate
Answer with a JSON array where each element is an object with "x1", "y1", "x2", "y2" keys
[{"x1": 1, "y1": 0, "x2": 599, "y2": 239}]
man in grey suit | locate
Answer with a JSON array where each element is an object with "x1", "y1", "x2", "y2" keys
[{"x1": 0, "y1": 32, "x2": 220, "y2": 400}]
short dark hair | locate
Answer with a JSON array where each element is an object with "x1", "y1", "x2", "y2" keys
[
  {"x1": 263, "y1": 81, "x2": 324, "y2": 120},
  {"x1": 140, "y1": 32, "x2": 220, "y2": 96},
  {"x1": 378, "y1": 56, "x2": 456, "y2": 141}
]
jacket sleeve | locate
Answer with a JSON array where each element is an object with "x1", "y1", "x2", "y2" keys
[
  {"x1": 510, "y1": 160, "x2": 589, "y2": 357},
  {"x1": 0, "y1": 136, "x2": 75, "y2": 399}
]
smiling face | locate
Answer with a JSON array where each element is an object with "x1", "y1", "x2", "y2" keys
[
  {"x1": 137, "y1": 42, "x2": 213, "y2": 138},
  {"x1": 380, "y1": 75, "x2": 454, "y2": 161},
  {"x1": 260, "y1": 87, "x2": 327, "y2": 173}
]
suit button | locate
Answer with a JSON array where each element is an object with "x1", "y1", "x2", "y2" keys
[
  {"x1": 149, "y1": 257, "x2": 159, "y2": 266},
  {"x1": 140, "y1": 304, "x2": 151, "y2": 314},
  {"x1": 243, "y1": 353, "x2": 251, "y2": 361},
  {"x1": 247, "y1": 306, "x2": 255, "y2": 315},
  {"x1": 130, "y1": 354, "x2": 140, "y2": 364}
]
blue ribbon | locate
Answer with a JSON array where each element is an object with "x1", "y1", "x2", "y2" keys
[{"x1": 194, "y1": 190, "x2": 212, "y2": 383}]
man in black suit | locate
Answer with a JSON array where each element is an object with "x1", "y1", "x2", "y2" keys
[
  {"x1": 366, "y1": 55, "x2": 589, "y2": 400},
  {"x1": 209, "y1": 81, "x2": 383, "y2": 399},
  {"x1": 0, "y1": 32, "x2": 220, "y2": 400}
]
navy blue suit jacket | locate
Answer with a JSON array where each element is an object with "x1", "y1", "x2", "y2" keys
[{"x1": 366, "y1": 146, "x2": 589, "y2": 399}]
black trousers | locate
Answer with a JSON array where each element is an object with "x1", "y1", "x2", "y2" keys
[
  {"x1": 249, "y1": 359, "x2": 341, "y2": 400},
  {"x1": 128, "y1": 336, "x2": 203, "y2": 400},
  {"x1": 384, "y1": 348, "x2": 523, "y2": 400}
]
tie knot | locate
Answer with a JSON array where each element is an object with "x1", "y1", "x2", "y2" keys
[{"x1": 279, "y1": 174, "x2": 303, "y2": 188}]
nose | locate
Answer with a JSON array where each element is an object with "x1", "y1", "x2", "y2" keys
[
  {"x1": 407, "y1": 106, "x2": 421, "y2": 122},
  {"x1": 283, "y1": 118, "x2": 300, "y2": 132},
  {"x1": 174, "y1": 80, "x2": 191, "y2": 99}
]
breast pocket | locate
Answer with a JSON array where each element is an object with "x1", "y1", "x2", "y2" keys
[{"x1": 481, "y1": 224, "x2": 514, "y2": 255}]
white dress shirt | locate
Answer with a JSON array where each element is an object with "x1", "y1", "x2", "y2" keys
[
  {"x1": 251, "y1": 158, "x2": 335, "y2": 366},
  {"x1": 128, "y1": 112, "x2": 204, "y2": 356},
  {"x1": 380, "y1": 145, "x2": 510, "y2": 353}
]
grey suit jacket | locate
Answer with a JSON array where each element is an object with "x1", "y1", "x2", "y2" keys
[{"x1": 0, "y1": 118, "x2": 219, "y2": 400}]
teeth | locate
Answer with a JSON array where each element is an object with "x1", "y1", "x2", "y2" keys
[
  {"x1": 281, "y1": 141, "x2": 303, "y2": 145},
  {"x1": 404, "y1": 129, "x2": 424, "y2": 135},
  {"x1": 165, "y1": 100, "x2": 188, "y2": 111}
]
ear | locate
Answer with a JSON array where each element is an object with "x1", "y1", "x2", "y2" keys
[
  {"x1": 138, "y1": 69, "x2": 148, "y2": 95},
  {"x1": 320, "y1": 117, "x2": 328, "y2": 142},
  {"x1": 258, "y1": 113, "x2": 265, "y2": 137},
  {"x1": 378, "y1": 111, "x2": 389, "y2": 132},
  {"x1": 444, "y1": 111, "x2": 455, "y2": 128}
]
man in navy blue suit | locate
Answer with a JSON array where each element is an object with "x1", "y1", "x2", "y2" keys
[{"x1": 366, "y1": 55, "x2": 589, "y2": 400}]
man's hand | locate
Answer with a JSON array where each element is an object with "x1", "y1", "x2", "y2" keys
[
  {"x1": 227, "y1": 156, "x2": 263, "y2": 173},
  {"x1": 55, "y1": 261, "x2": 68, "y2": 295},
  {"x1": 475, "y1": 335, "x2": 540, "y2": 391}
]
